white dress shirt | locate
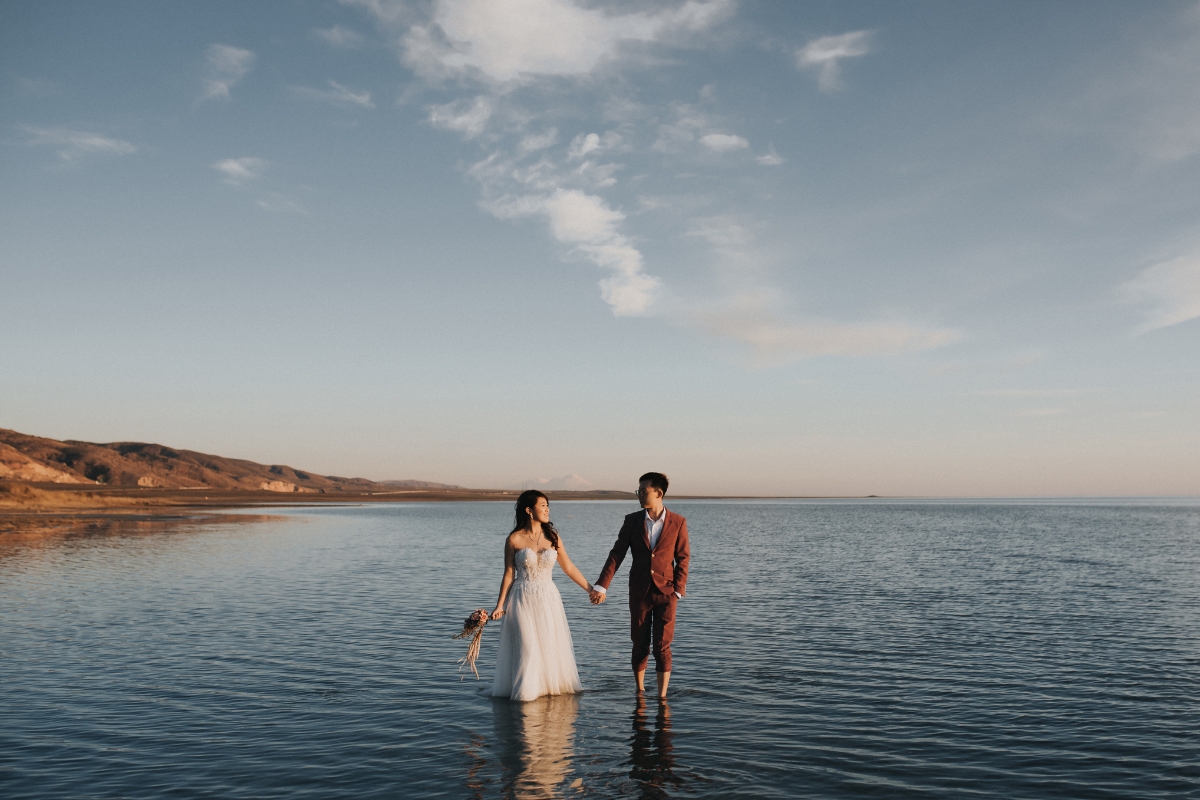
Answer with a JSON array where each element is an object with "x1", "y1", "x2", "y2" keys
[
  {"x1": 593, "y1": 507, "x2": 680, "y2": 599},
  {"x1": 645, "y1": 507, "x2": 667, "y2": 550}
]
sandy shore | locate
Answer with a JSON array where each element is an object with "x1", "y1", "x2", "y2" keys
[
  {"x1": 1, "y1": 482, "x2": 635, "y2": 508},
  {"x1": 0, "y1": 482, "x2": 642, "y2": 531},
  {"x1": 0, "y1": 482, "x2": 859, "y2": 534}
]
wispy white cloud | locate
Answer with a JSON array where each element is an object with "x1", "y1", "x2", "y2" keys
[
  {"x1": 487, "y1": 188, "x2": 659, "y2": 315},
  {"x1": 682, "y1": 219, "x2": 959, "y2": 365},
  {"x1": 398, "y1": 0, "x2": 733, "y2": 83},
  {"x1": 347, "y1": 1, "x2": 950, "y2": 356},
  {"x1": 293, "y1": 79, "x2": 375, "y2": 108},
  {"x1": 314, "y1": 24, "x2": 367, "y2": 48},
  {"x1": 519, "y1": 128, "x2": 558, "y2": 153},
  {"x1": 203, "y1": 44, "x2": 254, "y2": 100},
  {"x1": 755, "y1": 145, "x2": 784, "y2": 166},
  {"x1": 23, "y1": 126, "x2": 136, "y2": 162},
  {"x1": 213, "y1": 157, "x2": 267, "y2": 185},
  {"x1": 1119, "y1": 254, "x2": 1200, "y2": 333},
  {"x1": 212, "y1": 158, "x2": 306, "y2": 212},
  {"x1": 256, "y1": 192, "x2": 308, "y2": 214},
  {"x1": 697, "y1": 292, "x2": 960, "y2": 366},
  {"x1": 652, "y1": 100, "x2": 757, "y2": 157},
  {"x1": 342, "y1": 2, "x2": 736, "y2": 319},
  {"x1": 684, "y1": 217, "x2": 753, "y2": 249},
  {"x1": 427, "y1": 95, "x2": 493, "y2": 138},
  {"x1": 796, "y1": 30, "x2": 873, "y2": 92},
  {"x1": 1078, "y1": 6, "x2": 1200, "y2": 162},
  {"x1": 339, "y1": 0, "x2": 411, "y2": 27},
  {"x1": 567, "y1": 131, "x2": 621, "y2": 159},
  {"x1": 652, "y1": 103, "x2": 709, "y2": 153},
  {"x1": 699, "y1": 132, "x2": 749, "y2": 152}
]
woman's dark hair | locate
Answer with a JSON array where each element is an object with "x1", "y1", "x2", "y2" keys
[{"x1": 511, "y1": 489, "x2": 560, "y2": 550}]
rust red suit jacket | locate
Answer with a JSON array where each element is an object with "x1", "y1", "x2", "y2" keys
[{"x1": 596, "y1": 509, "x2": 690, "y2": 599}]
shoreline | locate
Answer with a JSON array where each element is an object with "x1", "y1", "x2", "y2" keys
[
  {"x1": 4, "y1": 482, "x2": 1191, "y2": 521},
  {"x1": 0, "y1": 481, "x2": 883, "y2": 525}
]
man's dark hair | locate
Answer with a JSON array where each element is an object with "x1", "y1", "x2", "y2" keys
[{"x1": 639, "y1": 472, "x2": 669, "y2": 495}]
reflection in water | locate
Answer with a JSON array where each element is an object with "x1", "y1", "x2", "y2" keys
[
  {"x1": 0, "y1": 513, "x2": 272, "y2": 557},
  {"x1": 628, "y1": 697, "x2": 680, "y2": 799},
  {"x1": 492, "y1": 693, "x2": 581, "y2": 799}
]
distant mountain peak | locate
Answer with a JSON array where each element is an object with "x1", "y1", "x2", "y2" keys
[{"x1": 518, "y1": 474, "x2": 595, "y2": 491}]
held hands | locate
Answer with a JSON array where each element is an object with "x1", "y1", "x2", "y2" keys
[
  {"x1": 490, "y1": 607, "x2": 505, "y2": 620},
  {"x1": 588, "y1": 587, "x2": 606, "y2": 605}
]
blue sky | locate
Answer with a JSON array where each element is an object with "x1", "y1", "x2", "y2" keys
[{"x1": 3, "y1": 0, "x2": 1198, "y2": 496}]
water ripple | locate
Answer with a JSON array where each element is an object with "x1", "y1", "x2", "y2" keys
[{"x1": 2, "y1": 500, "x2": 1198, "y2": 798}]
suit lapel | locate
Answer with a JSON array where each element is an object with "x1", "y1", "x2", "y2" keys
[
  {"x1": 657, "y1": 511, "x2": 675, "y2": 552},
  {"x1": 641, "y1": 510, "x2": 653, "y2": 552},
  {"x1": 647, "y1": 510, "x2": 675, "y2": 553}
]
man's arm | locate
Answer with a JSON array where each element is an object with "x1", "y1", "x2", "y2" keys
[
  {"x1": 592, "y1": 518, "x2": 633, "y2": 601},
  {"x1": 673, "y1": 519, "x2": 690, "y2": 599}
]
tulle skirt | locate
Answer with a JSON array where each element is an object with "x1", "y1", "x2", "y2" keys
[{"x1": 491, "y1": 578, "x2": 583, "y2": 701}]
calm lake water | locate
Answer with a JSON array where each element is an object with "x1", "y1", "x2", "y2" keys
[{"x1": 2, "y1": 500, "x2": 1199, "y2": 799}]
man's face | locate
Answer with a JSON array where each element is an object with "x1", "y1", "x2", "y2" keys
[{"x1": 636, "y1": 479, "x2": 662, "y2": 509}]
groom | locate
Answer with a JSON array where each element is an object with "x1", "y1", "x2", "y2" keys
[{"x1": 590, "y1": 472, "x2": 690, "y2": 699}]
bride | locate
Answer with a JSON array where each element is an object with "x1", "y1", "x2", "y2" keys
[{"x1": 490, "y1": 490, "x2": 593, "y2": 701}]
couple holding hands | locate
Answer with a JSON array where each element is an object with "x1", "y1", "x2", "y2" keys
[{"x1": 489, "y1": 473, "x2": 690, "y2": 702}]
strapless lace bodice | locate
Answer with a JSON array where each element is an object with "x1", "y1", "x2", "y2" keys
[{"x1": 514, "y1": 547, "x2": 557, "y2": 584}]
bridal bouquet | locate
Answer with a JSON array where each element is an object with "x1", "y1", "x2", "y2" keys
[{"x1": 454, "y1": 608, "x2": 490, "y2": 680}]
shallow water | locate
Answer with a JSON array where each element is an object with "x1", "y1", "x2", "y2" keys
[{"x1": 2, "y1": 500, "x2": 1198, "y2": 798}]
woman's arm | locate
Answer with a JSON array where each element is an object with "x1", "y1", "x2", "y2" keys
[
  {"x1": 491, "y1": 538, "x2": 516, "y2": 619},
  {"x1": 555, "y1": 539, "x2": 593, "y2": 593}
]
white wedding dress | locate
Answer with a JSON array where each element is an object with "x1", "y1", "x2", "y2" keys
[{"x1": 491, "y1": 548, "x2": 583, "y2": 702}]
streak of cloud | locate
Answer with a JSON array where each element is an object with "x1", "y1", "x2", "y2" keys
[
  {"x1": 755, "y1": 146, "x2": 784, "y2": 165},
  {"x1": 400, "y1": 0, "x2": 733, "y2": 83},
  {"x1": 486, "y1": 188, "x2": 659, "y2": 315},
  {"x1": 348, "y1": 2, "x2": 953, "y2": 358},
  {"x1": 700, "y1": 133, "x2": 749, "y2": 152},
  {"x1": 203, "y1": 44, "x2": 254, "y2": 100},
  {"x1": 427, "y1": 96, "x2": 493, "y2": 138},
  {"x1": 796, "y1": 30, "x2": 872, "y2": 92},
  {"x1": 213, "y1": 157, "x2": 267, "y2": 185},
  {"x1": 1120, "y1": 254, "x2": 1200, "y2": 333},
  {"x1": 23, "y1": 126, "x2": 136, "y2": 162},
  {"x1": 314, "y1": 25, "x2": 367, "y2": 48},
  {"x1": 696, "y1": 291, "x2": 960, "y2": 366},
  {"x1": 293, "y1": 80, "x2": 375, "y2": 108}
]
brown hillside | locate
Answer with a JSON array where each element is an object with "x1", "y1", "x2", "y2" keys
[{"x1": 0, "y1": 428, "x2": 459, "y2": 493}]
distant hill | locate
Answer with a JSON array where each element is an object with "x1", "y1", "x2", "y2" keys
[{"x1": 0, "y1": 428, "x2": 458, "y2": 493}]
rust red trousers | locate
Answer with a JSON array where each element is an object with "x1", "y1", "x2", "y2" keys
[{"x1": 630, "y1": 589, "x2": 677, "y2": 674}]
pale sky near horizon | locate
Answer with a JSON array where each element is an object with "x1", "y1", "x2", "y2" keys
[{"x1": 3, "y1": 0, "x2": 1199, "y2": 496}]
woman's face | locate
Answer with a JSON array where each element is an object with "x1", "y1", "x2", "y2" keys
[{"x1": 528, "y1": 497, "x2": 550, "y2": 525}]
